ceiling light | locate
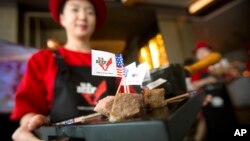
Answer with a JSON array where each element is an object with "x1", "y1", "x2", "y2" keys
[
  {"x1": 188, "y1": 0, "x2": 214, "y2": 14},
  {"x1": 121, "y1": 0, "x2": 137, "y2": 5}
]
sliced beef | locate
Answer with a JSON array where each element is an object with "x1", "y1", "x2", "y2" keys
[
  {"x1": 109, "y1": 93, "x2": 144, "y2": 122},
  {"x1": 143, "y1": 88, "x2": 166, "y2": 109},
  {"x1": 94, "y1": 96, "x2": 114, "y2": 116}
]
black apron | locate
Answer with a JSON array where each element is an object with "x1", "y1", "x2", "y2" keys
[
  {"x1": 203, "y1": 83, "x2": 238, "y2": 140},
  {"x1": 50, "y1": 50, "x2": 116, "y2": 123}
]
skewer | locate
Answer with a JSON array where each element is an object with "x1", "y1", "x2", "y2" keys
[
  {"x1": 54, "y1": 113, "x2": 102, "y2": 125},
  {"x1": 165, "y1": 91, "x2": 197, "y2": 104},
  {"x1": 165, "y1": 93, "x2": 189, "y2": 103},
  {"x1": 166, "y1": 98, "x2": 185, "y2": 104}
]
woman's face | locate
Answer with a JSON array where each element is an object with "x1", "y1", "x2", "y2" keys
[
  {"x1": 196, "y1": 47, "x2": 212, "y2": 60},
  {"x1": 60, "y1": 0, "x2": 96, "y2": 40}
]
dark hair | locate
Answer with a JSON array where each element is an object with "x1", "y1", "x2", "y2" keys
[{"x1": 59, "y1": 1, "x2": 67, "y2": 14}]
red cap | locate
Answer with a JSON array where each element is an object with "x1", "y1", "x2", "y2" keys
[
  {"x1": 49, "y1": 0, "x2": 107, "y2": 29},
  {"x1": 193, "y1": 41, "x2": 212, "y2": 54}
]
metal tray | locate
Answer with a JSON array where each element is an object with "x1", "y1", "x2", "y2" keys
[{"x1": 34, "y1": 90, "x2": 204, "y2": 141}]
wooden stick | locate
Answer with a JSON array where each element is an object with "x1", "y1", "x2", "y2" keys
[
  {"x1": 54, "y1": 113, "x2": 102, "y2": 125},
  {"x1": 127, "y1": 85, "x2": 130, "y2": 93},
  {"x1": 123, "y1": 84, "x2": 127, "y2": 93},
  {"x1": 78, "y1": 113, "x2": 102, "y2": 122},
  {"x1": 165, "y1": 93, "x2": 189, "y2": 104},
  {"x1": 122, "y1": 76, "x2": 128, "y2": 93},
  {"x1": 116, "y1": 82, "x2": 122, "y2": 94},
  {"x1": 166, "y1": 98, "x2": 185, "y2": 104},
  {"x1": 115, "y1": 77, "x2": 126, "y2": 94}
]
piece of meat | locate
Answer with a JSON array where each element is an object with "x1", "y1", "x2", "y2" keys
[
  {"x1": 147, "y1": 107, "x2": 169, "y2": 119},
  {"x1": 143, "y1": 88, "x2": 166, "y2": 109},
  {"x1": 109, "y1": 93, "x2": 144, "y2": 122},
  {"x1": 94, "y1": 96, "x2": 115, "y2": 116}
]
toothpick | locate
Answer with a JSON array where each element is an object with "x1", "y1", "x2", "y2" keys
[
  {"x1": 122, "y1": 75, "x2": 128, "y2": 93},
  {"x1": 127, "y1": 85, "x2": 130, "y2": 93},
  {"x1": 116, "y1": 77, "x2": 126, "y2": 94},
  {"x1": 116, "y1": 82, "x2": 121, "y2": 94}
]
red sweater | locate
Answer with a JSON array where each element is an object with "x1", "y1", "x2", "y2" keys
[
  {"x1": 11, "y1": 47, "x2": 92, "y2": 120},
  {"x1": 191, "y1": 68, "x2": 209, "y2": 82}
]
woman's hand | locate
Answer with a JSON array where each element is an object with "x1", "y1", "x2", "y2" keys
[{"x1": 12, "y1": 113, "x2": 49, "y2": 141}]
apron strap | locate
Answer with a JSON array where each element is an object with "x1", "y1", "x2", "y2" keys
[
  {"x1": 52, "y1": 49, "x2": 69, "y2": 80},
  {"x1": 52, "y1": 50, "x2": 67, "y2": 70},
  {"x1": 51, "y1": 49, "x2": 71, "y2": 123}
]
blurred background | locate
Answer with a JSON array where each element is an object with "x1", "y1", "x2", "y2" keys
[{"x1": 0, "y1": 0, "x2": 250, "y2": 140}]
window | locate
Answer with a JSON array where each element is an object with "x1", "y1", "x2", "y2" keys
[{"x1": 138, "y1": 34, "x2": 169, "y2": 69}]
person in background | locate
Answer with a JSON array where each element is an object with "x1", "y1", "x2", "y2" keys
[
  {"x1": 191, "y1": 41, "x2": 221, "y2": 88},
  {"x1": 186, "y1": 41, "x2": 216, "y2": 141},
  {"x1": 10, "y1": 0, "x2": 123, "y2": 140},
  {"x1": 191, "y1": 41, "x2": 238, "y2": 141}
]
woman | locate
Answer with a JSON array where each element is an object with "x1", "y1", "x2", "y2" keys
[
  {"x1": 11, "y1": 0, "x2": 117, "y2": 140},
  {"x1": 191, "y1": 41, "x2": 237, "y2": 141}
]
